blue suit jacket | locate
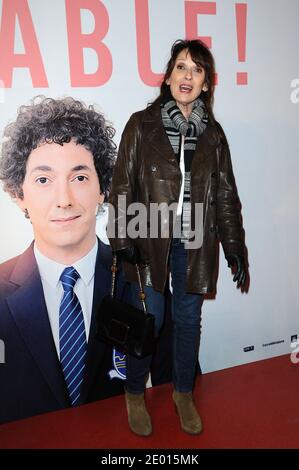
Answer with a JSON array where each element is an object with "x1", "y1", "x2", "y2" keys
[{"x1": 0, "y1": 239, "x2": 125, "y2": 424}]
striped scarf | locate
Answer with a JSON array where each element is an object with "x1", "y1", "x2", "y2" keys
[{"x1": 161, "y1": 94, "x2": 208, "y2": 241}]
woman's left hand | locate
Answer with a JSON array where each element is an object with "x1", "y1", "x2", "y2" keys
[{"x1": 226, "y1": 254, "x2": 247, "y2": 288}]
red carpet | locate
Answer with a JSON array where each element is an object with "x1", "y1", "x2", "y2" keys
[{"x1": 0, "y1": 354, "x2": 298, "y2": 449}]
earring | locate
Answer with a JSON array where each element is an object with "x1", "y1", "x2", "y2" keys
[
  {"x1": 96, "y1": 203, "x2": 105, "y2": 215},
  {"x1": 24, "y1": 208, "x2": 30, "y2": 219}
]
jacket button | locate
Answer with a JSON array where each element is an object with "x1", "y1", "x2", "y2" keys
[
  {"x1": 151, "y1": 165, "x2": 157, "y2": 172},
  {"x1": 211, "y1": 172, "x2": 216, "y2": 178}
]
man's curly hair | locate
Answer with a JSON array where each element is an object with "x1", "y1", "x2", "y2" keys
[{"x1": 0, "y1": 96, "x2": 117, "y2": 201}]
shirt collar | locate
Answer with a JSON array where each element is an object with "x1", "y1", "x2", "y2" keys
[{"x1": 34, "y1": 239, "x2": 98, "y2": 288}]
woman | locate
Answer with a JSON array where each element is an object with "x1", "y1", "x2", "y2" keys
[{"x1": 108, "y1": 39, "x2": 247, "y2": 436}]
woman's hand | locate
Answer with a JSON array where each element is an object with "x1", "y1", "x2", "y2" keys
[{"x1": 226, "y1": 254, "x2": 247, "y2": 288}]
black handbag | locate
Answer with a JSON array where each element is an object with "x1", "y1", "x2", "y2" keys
[{"x1": 96, "y1": 255, "x2": 155, "y2": 358}]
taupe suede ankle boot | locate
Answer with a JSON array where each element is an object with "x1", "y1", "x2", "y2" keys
[
  {"x1": 173, "y1": 390, "x2": 202, "y2": 435},
  {"x1": 125, "y1": 391, "x2": 152, "y2": 437}
]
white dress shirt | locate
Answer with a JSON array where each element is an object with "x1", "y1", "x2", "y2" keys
[{"x1": 34, "y1": 240, "x2": 98, "y2": 357}]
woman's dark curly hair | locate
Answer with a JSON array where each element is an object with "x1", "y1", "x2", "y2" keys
[{"x1": 0, "y1": 96, "x2": 117, "y2": 201}]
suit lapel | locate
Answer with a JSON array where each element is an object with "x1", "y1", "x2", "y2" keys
[
  {"x1": 143, "y1": 103, "x2": 220, "y2": 168},
  {"x1": 80, "y1": 240, "x2": 112, "y2": 402},
  {"x1": 143, "y1": 104, "x2": 178, "y2": 166},
  {"x1": 192, "y1": 122, "x2": 221, "y2": 170},
  {"x1": 6, "y1": 245, "x2": 69, "y2": 408}
]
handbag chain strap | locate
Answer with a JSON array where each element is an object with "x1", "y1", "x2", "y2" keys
[{"x1": 111, "y1": 255, "x2": 147, "y2": 314}]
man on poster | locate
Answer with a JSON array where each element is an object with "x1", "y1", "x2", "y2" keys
[{"x1": 0, "y1": 96, "x2": 126, "y2": 424}]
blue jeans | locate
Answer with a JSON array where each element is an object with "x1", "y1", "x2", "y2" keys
[{"x1": 126, "y1": 238, "x2": 203, "y2": 394}]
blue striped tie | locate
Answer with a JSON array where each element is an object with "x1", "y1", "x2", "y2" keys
[{"x1": 59, "y1": 267, "x2": 87, "y2": 406}]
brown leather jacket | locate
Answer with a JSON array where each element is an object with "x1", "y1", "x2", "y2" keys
[{"x1": 108, "y1": 100, "x2": 245, "y2": 294}]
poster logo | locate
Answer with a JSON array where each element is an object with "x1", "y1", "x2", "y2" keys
[{"x1": 108, "y1": 349, "x2": 126, "y2": 380}]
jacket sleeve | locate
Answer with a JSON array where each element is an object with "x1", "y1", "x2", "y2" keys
[
  {"x1": 216, "y1": 124, "x2": 245, "y2": 257},
  {"x1": 107, "y1": 112, "x2": 141, "y2": 251}
]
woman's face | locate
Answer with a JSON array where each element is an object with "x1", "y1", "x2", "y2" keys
[{"x1": 166, "y1": 49, "x2": 207, "y2": 116}]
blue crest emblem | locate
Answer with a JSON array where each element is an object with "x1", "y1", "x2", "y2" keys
[{"x1": 108, "y1": 349, "x2": 126, "y2": 380}]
